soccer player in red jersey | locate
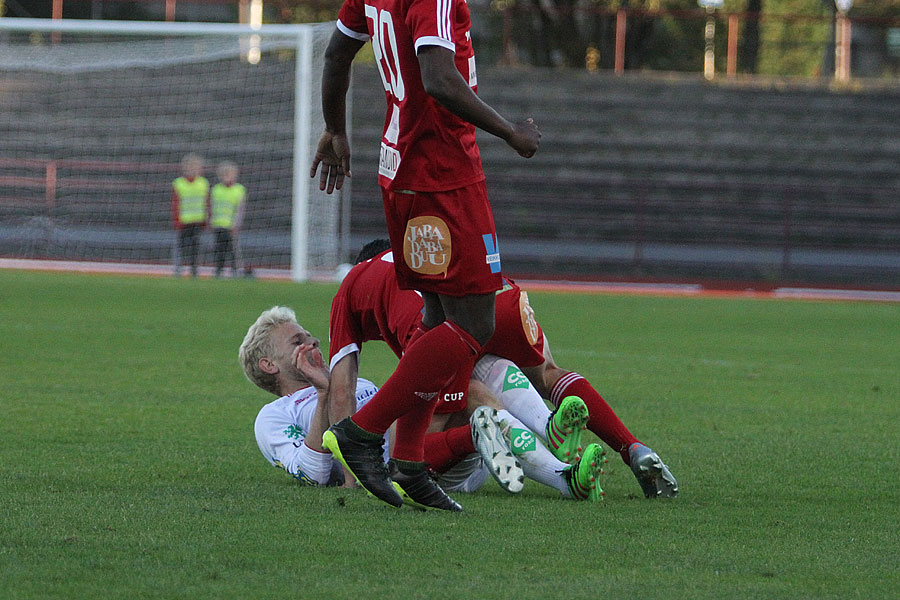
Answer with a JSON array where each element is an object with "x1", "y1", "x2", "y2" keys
[
  {"x1": 327, "y1": 240, "x2": 678, "y2": 499},
  {"x1": 310, "y1": 0, "x2": 541, "y2": 509}
]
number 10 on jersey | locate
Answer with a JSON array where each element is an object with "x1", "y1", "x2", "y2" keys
[{"x1": 365, "y1": 5, "x2": 406, "y2": 102}]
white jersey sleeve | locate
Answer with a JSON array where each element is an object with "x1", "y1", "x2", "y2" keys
[
  {"x1": 253, "y1": 379, "x2": 386, "y2": 486},
  {"x1": 254, "y1": 387, "x2": 333, "y2": 485}
]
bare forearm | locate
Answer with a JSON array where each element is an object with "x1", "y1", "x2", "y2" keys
[
  {"x1": 328, "y1": 354, "x2": 359, "y2": 424},
  {"x1": 427, "y1": 74, "x2": 513, "y2": 141},
  {"x1": 305, "y1": 385, "x2": 331, "y2": 451},
  {"x1": 418, "y1": 46, "x2": 539, "y2": 157},
  {"x1": 321, "y1": 32, "x2": 363, "y2": 134}
]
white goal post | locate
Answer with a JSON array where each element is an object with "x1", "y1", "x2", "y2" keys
[{"x1": 0, "y1": 18, "x2": 347, "y2": 281}]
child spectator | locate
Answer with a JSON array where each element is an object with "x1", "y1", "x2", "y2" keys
[
  {"x1": 171, "y1": 153, "x2": 209, "y2": 277},
  {"x1": 210, "y1": 161, "x2": 246, "y2": 278}
]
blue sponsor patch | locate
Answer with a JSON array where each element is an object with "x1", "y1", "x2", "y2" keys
[{"x1": 482, "y1": 234, "x2": 501, "y2": 274}]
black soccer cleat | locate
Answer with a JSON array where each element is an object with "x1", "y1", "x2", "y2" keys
[
  {"x1": 322, "y1": 418, "x2": 403, "y2": 508},
  {"x1": 388, "y1": 460, "x2": 463, "y2": 512}
]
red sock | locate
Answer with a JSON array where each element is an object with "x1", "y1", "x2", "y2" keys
[
  {"x1": 352, "y1": 321, "x2": 480, "y2": 461},
  {"x1": 551, "y1": 372, "x2": 639, "y2": 465},
  {"x1": 423, "y1": 425, "x2": 476, "y2": 473}
]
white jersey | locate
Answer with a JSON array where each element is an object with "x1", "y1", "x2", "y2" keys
[{"x1": 254, "y1": 377, "x2": 385, "y2": 485}]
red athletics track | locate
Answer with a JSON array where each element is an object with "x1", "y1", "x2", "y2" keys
[{"x1": 2, "y1": 257, "x2": 899, "y2": 304}]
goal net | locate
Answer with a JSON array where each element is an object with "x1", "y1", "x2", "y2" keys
[{"x1": 0, "y1": 18, "x2": 345, "y2": 281}]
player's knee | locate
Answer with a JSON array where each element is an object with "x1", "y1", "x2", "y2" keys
[
  {"x1": 441, "y1": 292, "x2": 495, "y2": 345},
  {"x1": 460, "y1": 316, "x2": 493, "y2": 346}
]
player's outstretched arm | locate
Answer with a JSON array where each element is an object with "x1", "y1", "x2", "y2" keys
[
  {"x1": 327, "y1": 352, "x2": 359, "y2": 426},
  {"x1": 323, "y1": 352, "x2": 360, "y2": 488},
  {"x1": 417, "y1": 46, "x2": 541, "y2": 158},
  {"x1": 311, "y1": 30, "x2": 365, "y2": 193}
]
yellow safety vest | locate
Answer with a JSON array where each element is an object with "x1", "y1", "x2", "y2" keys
[
  {"x1": 210, "y1": 183, "x2": 246, "y2": 229},
  {"x1": 173, "y1": 176, "x2": 209, "y2": 225}
]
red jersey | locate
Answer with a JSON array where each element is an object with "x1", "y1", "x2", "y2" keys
[
  {"x1": 337, "y1": 0, "x2": 484, "y2": 192},
  {"x1": 329, "y1": 251, "x2": 423, "y2": 368},
  {"x1": 328, "y1": 250, "x2": 545, "y2": 371}
]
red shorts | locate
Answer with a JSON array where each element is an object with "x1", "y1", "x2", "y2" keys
[
  {"x1": 433, "y1": 281, "x2": 546, "y2": 415},
  {"x1": 382, "y1": 180, "x2": 503, "y2": 297},
  {"x1": 483, "y1": 281, "x2": 546, "y2": 369}
]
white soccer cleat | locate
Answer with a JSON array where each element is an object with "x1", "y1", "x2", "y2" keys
[
  {"x1": 629, "y1": 443, "x2": 678, "y2": 498},
  {"x1": 470, "y1": 406, "x2": 525, "y2": 494}
]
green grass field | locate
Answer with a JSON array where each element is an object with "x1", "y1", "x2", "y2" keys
[{"x1": 1, "y1": 270, "x2": 898, "y2": 599}]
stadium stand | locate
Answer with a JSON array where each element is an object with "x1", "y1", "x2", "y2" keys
[
  {"x1": 2, "y1": 58, "x2": 898, "y2": 286},
  {"x1": 350, "y1": 66, "x2": 900, "y2": 287}
]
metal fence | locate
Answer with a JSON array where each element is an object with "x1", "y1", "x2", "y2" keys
[{"x1": 469, "y1": 5, "x2": 900, "y2": 81}]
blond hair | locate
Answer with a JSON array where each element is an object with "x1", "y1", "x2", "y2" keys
[{"x1": 239, "y1": 306, "x2": 298, "y2": 395}]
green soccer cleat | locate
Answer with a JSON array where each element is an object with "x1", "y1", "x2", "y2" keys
[
  {"x1": 545, "y1": 396, "x2": 589, "y2": 464},
  {"x1": 562, "y1": 443, "x2": 607, "y2": 502}
]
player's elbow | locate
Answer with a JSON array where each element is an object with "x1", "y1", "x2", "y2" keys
[{"x1": 421, "y1": 70, "x2": 459, "y2": 107}]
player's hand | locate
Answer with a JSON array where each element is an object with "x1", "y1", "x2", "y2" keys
[
  {"x1": 292, "y1": 343, "x2": 330, "y2": 392},
  {"x1": 310, "y1": 131, "x2": 352, "y2": 194},
  {"x1": 507, "y1": 118, "x2": 541, "y2": 158}
]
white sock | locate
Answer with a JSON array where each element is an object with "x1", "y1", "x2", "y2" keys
[
  {"x1": 474, "y1": 355, "x2": 553, "y2": 442},
  {"x1": 496, "y1": 409, "x2": 570, "y2": 498}
]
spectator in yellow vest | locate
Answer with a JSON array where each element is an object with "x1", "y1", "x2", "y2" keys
[
  {"x1": 171, "y1": 154, "x2": 209, "y2": 277},
  {"x1": 210, "y1": 161, "x2": 247, "y2": 278}
]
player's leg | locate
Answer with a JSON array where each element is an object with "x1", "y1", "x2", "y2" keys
[
  {"x1": 423, "y1": 409, "x2": 574, "y2": 498},
  {"x1": 530, "y1": 338, "x2": 678, "y2": 498},
  {"x1": 225, "y1": 231, "x2": 237, "y2": 275},
  {"x1": 527, "y1": 337, "x2": 640, "y2": 462},
  {"x1": 186, "y1": 224, "x2": 200, "y2": 277},
  {"x1": 326, "y1": 319, "x2": 482, "y2": 508},
  {"x1": 491, "y1": 407, "x2": 606, "y2": 501},
  {"x1": 438, "y1": 292, "x2": 495, "y2": 346},
  {"x1": 475, "y1": 355, "x2": 587, "y2": 463},
  {"x1": 328, "y1": 184, "x2": 501, "y2": 510},
  {"x1": 173, "y1": 229, "x2": 182, "y2": 276},
  {"x1": 426, "y1": 378, "x2": 524, "y2": 493},
  {"x1": 425, "y1": 378, "x2": 601, "y2": 500},
  {"x1": 213, "y1": 229, "x2": 226, "y2": 277}
]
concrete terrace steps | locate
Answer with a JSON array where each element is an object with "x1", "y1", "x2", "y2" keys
[{"x1": 348, "y1": 65, "x2": 900, "y2": 282}]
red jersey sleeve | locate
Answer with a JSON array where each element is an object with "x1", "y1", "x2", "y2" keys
[
  {"x1": 329, "y1": 275, "x2": 365, "y2": 368},
  {"x1": 406, "y1": 0, "x2": 456, "y2": 54},
  {"x1": 337, "y1": 0, "x2": 371, "y2": 41}
]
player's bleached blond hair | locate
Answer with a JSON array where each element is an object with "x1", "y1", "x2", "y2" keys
[{"x1": 239, "y1": 306, "x2": 298, "y2": 395}]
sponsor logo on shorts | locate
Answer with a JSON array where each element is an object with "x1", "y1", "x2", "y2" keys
[
  {"x1": 482, "y1": 234, "x2": 501, "y2": 274},
  {"x1": 502, "y1": 365, "x2": 531, "y2": 392},
  {"x1": 518, "y1": 292, "x2": 540, "y2": 346},
  {"x1": 404, "y1": 216, "x2": 451, "y2": 276},
  {"x1": 414, "y1": 391, "x2": 438, "y2": 401},
  {"x1": 379, "y1": 142, "x2": 401, "y2": 180},
  {"x1": 509, "y1": 428, "x2": 536, "y2": 455}
]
